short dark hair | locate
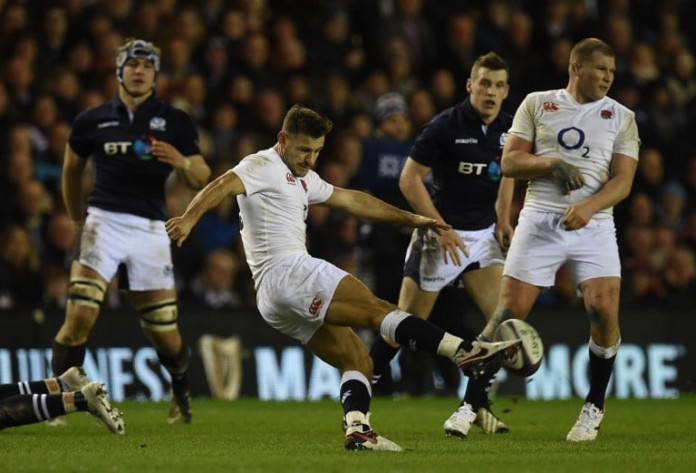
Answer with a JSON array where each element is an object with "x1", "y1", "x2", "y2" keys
[
  {"x1": 471, "y1": 52, "x2": 510, "y2": 82},
  {"x1": 569, "y1": 38, "x2": 614, "y2": 65},
  {"x1": 282, "y1": 105, "x2": 333, "y2": 138}
]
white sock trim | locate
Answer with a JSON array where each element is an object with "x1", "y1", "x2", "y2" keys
[
  {"x1": 589, "y1": 336, "x2": 621, "y2": 359},
  {"x1": 345, "y1": 410, "x2": 368, "y2": 425},
  {"x1": 340, "y1": 370, "x2": 372, "y2": 397},
  {"x1": 380, "y1": 309, "x2": 410, "y2": 342}
]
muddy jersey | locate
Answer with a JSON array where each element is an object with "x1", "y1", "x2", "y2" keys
[
  {"x1": 509, "y1": 89, "x2": 640, "y2": 217},
  {"x1": 409, "y1": 98, "x2": 513, "y2": 230},
  {"x1": 231, "y1": 148, "x2": 335, "y2": 284},
  {"x1": 68, "y1": 94, "x2": 200, "y2": 221}
]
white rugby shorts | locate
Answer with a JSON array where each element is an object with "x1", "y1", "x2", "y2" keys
[
  {"x1": 503, "y1": 210, "x2": 621, "y2": 288},
  {"x1": 255, "y1": 253, "x2": 348, "y2": 344},
  {"x1": 78, "y1": 207, "x2": 175, "y2": 291},
  {"x1": 403, "y1": 224, "x2": 505, "y2": 292}
]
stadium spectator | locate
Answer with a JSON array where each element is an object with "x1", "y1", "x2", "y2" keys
[
  {"x1": 190, "y1": 249, "x2": 243, "y2": 310},
  {"x1": 0, "y1": 224, "x2": 43, "y2": 310},
  {"x1": 356, "y1": 91, "x2": 414, "y2": 303}
]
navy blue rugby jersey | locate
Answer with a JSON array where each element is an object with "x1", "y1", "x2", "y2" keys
[
  {"x1": 410, "y1": 98, "x2": 513, "y2": 230},
  {"x1": 68, "y1": 94, "x2": 200, "y2": 221}
]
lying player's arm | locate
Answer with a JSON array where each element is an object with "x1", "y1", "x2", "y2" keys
[
  {"x1": 166, "y1": 170, "x2": 245, "y2": 246},
  {"x1": 502, "y1": 135, "x2": 584, "y2": 192},
  {"x1": 561, "y1": 153, "x2": 637, "y2": 230},
  {"x1": 62, "y1": 145, "x2": 88, "y2": 230},
  {"x1": 324, "y1": 187, "x2": 451, "y2": 235}
]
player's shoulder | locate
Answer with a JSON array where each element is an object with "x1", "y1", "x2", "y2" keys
[
  {"x1": 73, "y1": 100, "x2": 113, "y2": 123},
  {"x1": 157, "y1": 99, "x2": 195, "y2": 122},
  {"x1": 523, "y1": 89, "x2": 565, "y2": 105},
  {"x1": 238, "y1": 148, "x2": 280, "y2": 169}
]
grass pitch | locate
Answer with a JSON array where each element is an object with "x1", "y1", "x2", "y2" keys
[{"x1": 1, "y1": 396, "x2": 694, "y2": 473}]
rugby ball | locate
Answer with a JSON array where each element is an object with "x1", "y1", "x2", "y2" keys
[{"x1": 494, "y1": 319, "x2": 544, "y2": 376}]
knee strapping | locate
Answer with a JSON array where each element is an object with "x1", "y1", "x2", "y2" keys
[
  {"x1": 68, "y1": 277, "x2": 107, "y2": 308},
  {"x1": 137, "y1": 299, "x2": 178, "y2": 332}
]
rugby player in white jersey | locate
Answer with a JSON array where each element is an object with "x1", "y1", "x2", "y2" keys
[
  {"x1": 166, "y1": 105, "x2": 520, "y2": 451},
  {"x1": 478, "y1": 38, "x2": 641, "y2": 441}
]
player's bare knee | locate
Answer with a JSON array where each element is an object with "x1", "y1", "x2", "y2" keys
[
  {"x1": 370, "y1": 300, "x2": 399, "y2": 329},
  {"x1": 137, "y1": 299, "x2": 178, "y2": 332}
]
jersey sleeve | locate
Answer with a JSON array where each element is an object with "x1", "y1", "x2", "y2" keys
[
  {"x1": 231, "y1": 154, "x2": 281, "y2": 195},
  {"x1": 68, "y1": 110, "x2": 95, "y2": 158},
  {"x1": 508, "y1": 95, "x2": 537, "y2": 143},
  {"x1": 613, "y1": 111, "x2": 641, "y2": 160},
  {"x1": 409, "y1": 115, "x2": 446, "y2": 168},
  {"x1": 304, "y1": 170, "x2": 334, "y2": 204},
  {"x1": 172, "y1": 109, "x2": 201, "y2": 157}
]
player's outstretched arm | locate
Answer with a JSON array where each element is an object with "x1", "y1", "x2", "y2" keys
[
  {"x1": 324, "y1": 187, "x2": 451, "y2": 235},
  {"x1": 166, "y1": 170, "x2": 245, "y2": 246}
]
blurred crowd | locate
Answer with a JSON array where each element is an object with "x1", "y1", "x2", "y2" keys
[{"x1": 1, "y1": 0, "x2": 695, "y2": 315}]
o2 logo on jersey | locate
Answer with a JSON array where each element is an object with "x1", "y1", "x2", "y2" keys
[
  {"x1": 557, "y1": 127, "x2": 585, "y2": 150},
  {"x1": 133, "y1": 136, "x2": 156, "y2": 161},
  {"x1": 557, "y1": 126, "x2": 590, "y2": 158}
]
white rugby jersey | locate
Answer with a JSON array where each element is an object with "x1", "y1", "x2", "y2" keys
[
  {"x1": 509, "y1": 89, "x2": 640, "y2": 216},
  {"x1": 231, "y1": 148, "x2": 334, "y2": 284}
]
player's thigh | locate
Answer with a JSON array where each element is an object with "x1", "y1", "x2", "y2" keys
[
  {"x1": 503, "y1": 211, "x2": 566, "y2": 287},
  {"x1": 306, "y1": 324, "x2": 372, "y2": 373},
  {"x1": 325, "y1": 274, "x2": 395, "y2": 329},
  {"x1": 459, "y1": 264, "x2": 503, "y2": 320},
  {"x1": 256, "y1": 254, "x2": 350, "y2": 344},
  {"x1": 398, "y1": 277, "x2": 439, "y2": 319}
]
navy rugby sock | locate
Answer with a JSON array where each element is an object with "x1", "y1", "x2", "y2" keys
[
  {"x1": 585, "y1": 350, "x2": 616, "y2": 410},
  {"x1": 51, "y1": 341, "x2": 86, "y2": 376},
  {"x1": 340, "y1": 371, "x2": 371, "y2": 416}
]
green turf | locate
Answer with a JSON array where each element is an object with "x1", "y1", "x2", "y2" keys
[{"x1": 2, "y1": 396, "x2": 695, "y2": 473}]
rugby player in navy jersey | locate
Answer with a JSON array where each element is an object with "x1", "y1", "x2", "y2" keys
[
  {"x1": 165, "y1": 105, "x2": 520, "y2": 451},
  {"x1": 51, "y1": 39, "x2": 211, "y2": 424},
  {"x1": 369, "y1": 52, "x2": 517, "y2": 438}
]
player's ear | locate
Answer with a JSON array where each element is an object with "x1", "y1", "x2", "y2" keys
[{"x1": 466, "y1": 78, "x2": 473, "y2": 94}]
